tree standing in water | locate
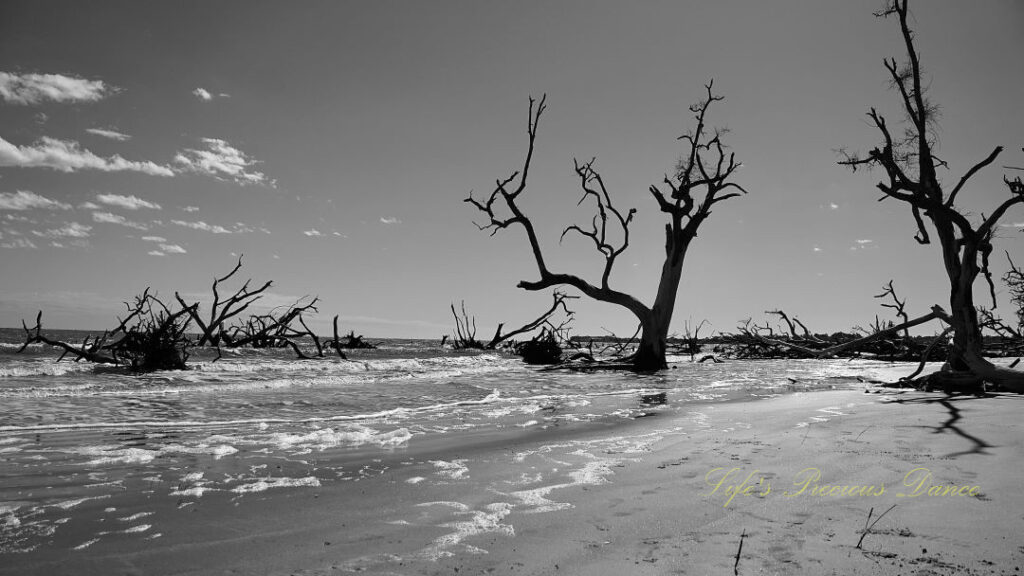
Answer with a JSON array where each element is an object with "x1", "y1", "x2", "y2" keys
[{"x1": 467, "y1": 82, "x2": 747, "y2": 370}]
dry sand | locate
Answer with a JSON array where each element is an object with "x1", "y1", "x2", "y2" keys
[{"x1": 8, "y1": 388, "x2": 1024, "y2": 575}]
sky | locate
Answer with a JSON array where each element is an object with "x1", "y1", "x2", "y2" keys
[{"x1": 1, "y1": 0, "x2": 1023, "y2": 339}]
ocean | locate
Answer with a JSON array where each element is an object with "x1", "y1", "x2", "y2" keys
[{"x1": 0, "y1": 328, "x2": 918, "y2": 571}]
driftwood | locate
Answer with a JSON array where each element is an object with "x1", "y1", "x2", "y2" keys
[
  {"x1": 175, "y1": 256, "x2": 271, "y2": 347},
  {"x1": 22, "y1": 259, "x2": 360, "y2": 367},
  {"x1": 329, "y1": 315, "x2": 376, "y2": 358},
  {"x1": 19, "y1": 289, "x2": 197, "y2": 371},
  {"x1": 449, "y1": 291, "x2": 575, "y2": 350}
]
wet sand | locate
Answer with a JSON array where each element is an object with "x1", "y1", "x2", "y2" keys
[{"x1": 5, "y1": 388, "x2": 1023, "y2": 575}]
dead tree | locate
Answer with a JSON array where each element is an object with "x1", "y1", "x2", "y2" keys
[
  {"x1": 840, "y1": 0, "x2": 1024, "y2": 391},
  {"x1": 1006, "y1": 252, "x2": 1024, "y2": 334},
  {"x1": 174, "y1": 255, "x2": 272, "y2": 347},
  {"x1": 466, "y1": 83, "x2": 747, "y2": 370},
  {"x1": 329, "y1": 315, "x2": 376, "y2": 355},
  {"x1": 875, "y1": 280, "x2": 910, "y2": 338},
  {"x1": 19, "y1": 289, "x2": 197, "y2": 371},
  {"x1": 450, "y1": 291, "x2": 575, "y2": 350},
  {"x1": 223, "y1": 296, "x2": 322, "y2": 358}
]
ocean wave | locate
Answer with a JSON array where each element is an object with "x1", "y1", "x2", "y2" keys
[
  {"x1": 0, "y1": 361, "x2": 99, "y2": 378},
  {"x1": 0, "y1": 391, "x2": 505, "y2": 433}
]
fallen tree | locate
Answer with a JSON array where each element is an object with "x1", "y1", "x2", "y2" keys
[
  {"x1": 20, "y1": 259, "x2": 360, "y2": 368},
  {"x1": 19, "y1": 289, "x2": 197, "y2": 371},
  {"x1": 448, "y1": 291, "x2": 575, "y2": 351}
]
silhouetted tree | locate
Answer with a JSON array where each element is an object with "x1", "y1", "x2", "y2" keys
[
  {"x1": 19, "y1": 289, "x2": 197, "y2": 371},
  {"x1": 841, "y1": 0, "x2": 1024, "y2": 391},
  {"x1": 449, "y1": 291, "x2": 575, "y2": 351},
  {"x1": 467, "y1": 83, "x2": 747, "y2": 370}
]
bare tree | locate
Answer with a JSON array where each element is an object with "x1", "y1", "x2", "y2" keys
[
  {"x1": 20, "y1": 289, "x2": 197, "y2": 371},
  {"x1": 449, "y1": 291, "x2": 575, "y2": 350},
  {"x1": 175, "y1": 255, "x2": 272, "y2": 347},
  {"x1": 1006, "y1": 252, "x2": 1024, "y2": 334},
  {"x1": 840, "y1": 0, "x2": 1024, "y2": 391},
  {"x1": 467, "y1": 83, "x2": 747, "y2": 370}
]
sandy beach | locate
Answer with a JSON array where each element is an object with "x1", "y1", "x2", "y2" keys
[{"x1": 6, "y1": 386, "x2": 1023, "y2": 576}]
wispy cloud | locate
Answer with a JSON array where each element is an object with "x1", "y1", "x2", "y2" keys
[
  {"x1": 192, "y1": 87, "x2": 213, "y2": 101},
  {"x1": 813, "y1": 246, "x2": 822, "y2": 252},
  {"x1": 0, "y1": 190, "x2": 71, "y2": 211},
  {"x1": 829, "y1": 202, "x2": 839, "y2": 210},
  {"x1": 148, "y1": 250, "x2": 165, "y2": 257},
  {"x1": 0, "y1": 237, "x2": 37, "y2": 249},
  {"x1": 92, "y1": 211, "x2": 148, "y2": 230},
  {"x1": 158, "y1": 243, "x2": 186, "y2": 254},
  {"x1": 85, "y1": 127, "x2": 131, "y2": 141},
  {"x1": 379, "y1": 216, "x2": 401, "y2": 225},
  {"x1": 0, "y1": 136, "x2": 174, "y2": 176},
  {"x1": 171, "y1": 219, "x2": 232, "y2": 234},
  {"x1": 303, "y1": 229, "x2": 322, "y2": 237},
  {"x1": 0, "y1": 72, "x2": 113, "y2": 105},
  {"x1": 181, "y1": 205, "x2": 199, "y2": 213},
  {"x1": 32, "y1": 222, "x2": 91, "y2": 238},
  {"x1": 78, "y1": 201, "x2": 100, "y2": 210},
  {"x1": 96, "y1": 193, "x2": 161, "y2": 210},
  {"x1": 174, "y1": 138, "x2": 271, "y2": 186},
  {"x1": 855, "y1": 239, "x2": 873, "y2": 244}
]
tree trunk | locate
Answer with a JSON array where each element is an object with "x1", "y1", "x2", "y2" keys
[
  {"x1": 634, "y1": 314, "x2": 670, "y2": 370},
  {"x1": 631, "y1": 233, "x2": 688, "y2": 371}
]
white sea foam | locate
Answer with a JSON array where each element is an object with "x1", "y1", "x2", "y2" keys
[
  {"x1": 73, "y1": 443, "x2": 238, "y2": 466},
  {"x1": 430, "y1": 459, "x2": 469, "y2": 480},
  {"x1": 51, "y1": 495, "x2": 110, "y2": 510},
  {"x1": 230, "y1": 476, "x2": 320, "y2": 494},
  {"x1": 72, "y1": 538, "x2": 100, "y2": 550},
  {"x1": 118, "y1": 512, "x2": 153, "y2": 522},
  {"x1": 419, "y1": 502, "x2": 514, "y2": 560}
]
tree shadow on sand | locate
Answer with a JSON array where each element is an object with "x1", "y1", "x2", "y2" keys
[{"x1": 888, "y1": 394, "x2": 1020, "y2": 458}]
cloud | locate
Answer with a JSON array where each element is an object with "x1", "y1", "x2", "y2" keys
[
  {"x1": 78, "y1": 201, "x2": 100, "y2": 210},
  {"x1": 379, "y1": 216, "x2": 401, "y2": 225},
  {"x1": 813, "y1": 246, "x2": 822, "y2": 252},
  {"x1": 174, "y1": 138, "x2": 271, "y2": 186},
  {"x1": 1, "y1": 237, "x2": 37, "y2": 249},
  {"x1": 159, "y1": 243, "x2": 186, "y2": 254},
  {"x1": 0, "y1": 135, "x2": 174, "y2": 176},
  {"x1": 92, "y1": 211, "x2": 148, "y2": 230},
  {"x1": 0, "y1": 72, "x2": 113, "y2": 105},
  {"x1": 85, "y1": 127, "x2": 131, "y2": 141},
  {"x1": 0, "y1": 190, "x2": 71, "y2": 211},
  {"x1": 182, "y1": 205, "x2": 200, "y2": 212},
  {"x1": 96, "y1": 193, "x2": 161, "y2": 210},
  {"x1": 141, "y1": 236, "x2": 166, "y2": 243},
  {"x1": 32, "y1": 222, "x2": 91, "y2": 238},
  {"x1": 829, "y1": 202, "x2": 839, "y2": 210},
  {"x1": 171, "y1": 219, "x2": 232, "y2": 234},
  {"x1": 855, "y1": 239, "x2": 873, "y2": 244},
  {"x1": 303, "y1": 229, "x2": 322, "y2": 237},
  {"x1": 192, "y1": 87, "x2": 213, "y2": 101},
  {"x1": 148, "y1": 250, "x2": 165, "y2": 256}
]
